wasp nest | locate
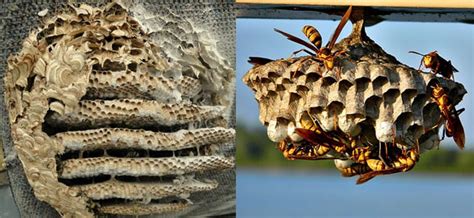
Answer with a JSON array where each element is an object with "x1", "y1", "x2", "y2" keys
[
  {"x1": 244, "y1": 19, "x2": 466, "y2": 180},
  {"x1": 4, "y1": 2, "x2": 234, "y2": 217}
]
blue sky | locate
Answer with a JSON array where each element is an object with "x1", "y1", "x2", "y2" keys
[{"x1": 236, "y1": 18, "x2": 474, "y2": 147}]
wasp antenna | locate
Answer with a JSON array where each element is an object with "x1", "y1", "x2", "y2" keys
[
  {"x1": 408, "y1": 51, "x2": 425, "y2": 56},
  {"x1": 248, "y1": 56, "x2": 273, "y2": 66}
]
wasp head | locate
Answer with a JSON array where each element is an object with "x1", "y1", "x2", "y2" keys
[
  {"x1": 423, "y1": 51, "x2": 439, "y2": 68},
  {"x1": 422, "y1": 55, "x2": 433, "y2": 67}
]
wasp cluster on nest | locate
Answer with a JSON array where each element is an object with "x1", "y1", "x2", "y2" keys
[
  {"x1": 4, "y1": 2, "x2": 234, "y2": 217},
  {"x1": 244, "y1": 6, "x2": 466, "y2": 184}
]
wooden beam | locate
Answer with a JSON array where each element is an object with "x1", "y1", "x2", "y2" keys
[
  {"x1": 236, "y1": 4, "x2": 474, "y2": 24},
  {"x1": 236, "y1": 0, "x2": 474, "y2": 9}
]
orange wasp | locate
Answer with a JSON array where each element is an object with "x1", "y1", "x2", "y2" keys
[
  {"x1": 278, "y1": 138, "x2": 334, "y2": 160},
  {"x1": 337, "y1": 162, "x2": 373, "y2": 178},
  {"x1": 274, "y1": 6, "x2": 352, "y2": 75},
  {"x1": 430, "y1": 83, "x2": 465, "y2": 149},
  {"x1": 356, "y1": 146, "x2": 419, "y2": 184},
  {"x1": 278, "y1": 111, "x2": 349, "y2": 160},
  {"x1": 336, "y1": 127, "x2": 420, "y2": 184},
  {"x1": 409, "y1": 51, "x2": 458, "y2": 81},
  {"x1": 333, "y1": 142, "x2": 419, "y2": 185}
]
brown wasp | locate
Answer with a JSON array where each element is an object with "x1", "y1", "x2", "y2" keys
[
  {"x1": 336, "y1": 129, "x2": 420, "y2": 184},
  {"x1": 430, "y1": 83, "x2": 465, "y2": 149},
  {"x1": 274, "y1": 6, "x2": 352, "y2": 76},
  {"x1": 278, "y1": 111, "x2": 348, "y2": 161},
  {"x1": 409, "y1": 51, "x2": 458, "y2": 80},
  {"x1": 278, "y1": 138, "x2": 332, "y2": 161},
  {"x1": 296, "y1": 112, "x2": 350, "y2": 154},
  {"x1": 278, "y1": 111, "x2": 422, "y2": 185},
  {"x1": 356, "y1": 146, "x2": 419, "y2": 184}
]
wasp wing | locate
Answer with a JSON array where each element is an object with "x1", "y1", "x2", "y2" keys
[
  {"x1": 295, "y1": 128, "x2": 346, "y2": 148},
  {"x1": 326, "y1": 6, "x2": 352, "y2": 49},
  {"x1": 447, "y1": 60, "x2": 459, "y2": 72},
  {"x1": 356, "y1": 167, "x2": 403, "y2": 184},
  {"x1": 452, "y1": 109, "x2": 465, "y2": 150},
  {"x1": 274, "y1": 28, "x2": 319, "y2": 53}
]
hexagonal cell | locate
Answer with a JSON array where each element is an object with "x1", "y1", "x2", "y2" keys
[{"x1": 3, "y1": 2, "x2": 234, "y2": 217}]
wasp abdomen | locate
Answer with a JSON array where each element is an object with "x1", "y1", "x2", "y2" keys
[
  {"x1": 302, "y1": 25, "x2": 322, "y2": 49},
  {"x1": 340, "y1": 163, "x2": 372, "y2": 177}
]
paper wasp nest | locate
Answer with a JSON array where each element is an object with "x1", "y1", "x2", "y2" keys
[
  {"x1": 244, "y1": 22, "x2": 466, "y2": 155},
  {"x1": 3, "y1": 2, "x2": 234, "y2": 217}
]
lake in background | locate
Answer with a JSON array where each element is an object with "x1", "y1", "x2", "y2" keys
[{"x1": 237, "y1": 169, "x2": 474, "y2": 218}]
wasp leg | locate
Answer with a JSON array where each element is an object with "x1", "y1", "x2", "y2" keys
[
  {"x1": 291, "y1": 49, "x2": 315, "y2": 58},
  {"x1": 424, "y1": 115, "x2": 444, "y2": 133},
  {"x1": 295, "y1": 143, "x2": 314, "y2": 156},
  {"x1": 292, "y1": 56, "x2": 313, "y2": 78},
  {"x1": 418, "y1": 60, "x2": 423, "y2": 71},
  {"x1": 416, "y1": 139, "x2": 420, "y2": 154},
  {"x1": 335, "y1": 66, "x2": 342, "y2": 80},
  {"x1": 378, "y1": 142, "x2": 390, "y2": 168},
  {"x1": 456, "y1": 108, "x2": 465, "y2": 115}
]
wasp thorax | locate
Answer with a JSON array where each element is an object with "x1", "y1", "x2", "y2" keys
[{"x1": 319, "y1": 48, "x2": 332, "y2": 56}]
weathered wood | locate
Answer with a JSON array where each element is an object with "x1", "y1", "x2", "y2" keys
[
  {"x1": 236, "y1": 0, "x2": 474, "y2": 9},
  {"x1": 236, "y1": 3, "x2": 474, "y2": 24}
]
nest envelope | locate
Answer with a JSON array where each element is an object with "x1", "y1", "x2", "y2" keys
[
  {"x1": 244, "y1": 21, "x2": 466, "y2": 165},
  {"x1": 3, "y1": 2, "x2": 235, "y2": 217}
]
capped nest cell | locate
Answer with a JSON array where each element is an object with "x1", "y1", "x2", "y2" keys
[
  {"x1": 3, "y1": 2, "x2": 234, "y2": 217},
  {"x1": 244, "y1": 14, "x2": 466, "y2": 183}
]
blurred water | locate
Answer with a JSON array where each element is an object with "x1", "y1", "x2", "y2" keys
[{"x1": 237, "y1": 169, "x2": 474, "y2": 218}]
